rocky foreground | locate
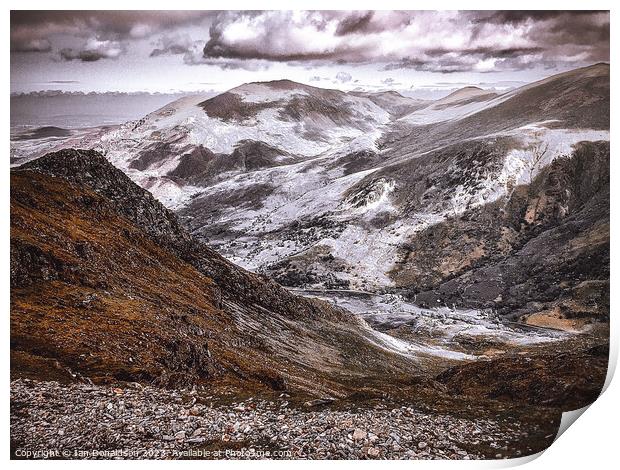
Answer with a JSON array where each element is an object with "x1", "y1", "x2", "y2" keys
[{"x1": 11, "y1": 379, "x2": 555, "y2": 460}]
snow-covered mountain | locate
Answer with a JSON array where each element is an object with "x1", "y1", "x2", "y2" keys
[{"x1": 10, "y1": 64, "x2": 609, "y2": 318}]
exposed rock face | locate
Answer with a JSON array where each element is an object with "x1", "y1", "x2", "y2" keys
[
  {"x1": 11, "y1": 149, "x2": 420, "y2": 393},
  {"x1": 168, "y1": 140, "x2": 294, "y2": 186},
  {"x1": 397, "y1": 141, "x2": 609, "y2": 319},
  {"x1": 20, "y1": 149, "x2": 193, "y2": 252}
]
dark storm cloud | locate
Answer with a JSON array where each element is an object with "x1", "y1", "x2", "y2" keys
[
  {"x1": 335, "y1": 11, "x2": 375, "y2": 36},
  {"x1": 59, "y1": 38, "x2": 125, "y2": 62},
  {"x1": 11, "y1": 10, "x2": 214, "y2": 41},
  {"x1": 60, "y1": 49, "x2": 107, "y2": 62},
  {"x1": 384, "y1": 46, "x2": 548, "y2": 73},
  {"x1": 199, "y1": 10, "x2": 609, "y2": 72},
  {"x1": 475, "y1": 10, "x2": 597, "y2": 25},
  {"x1": 10, "y1": 10, "x2": 609, "y2": 72},
  {"x1": 11, "y1": 10, "x2": 214, "y2": 61}
]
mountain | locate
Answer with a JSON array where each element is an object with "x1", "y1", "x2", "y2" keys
[
  {"x1": 397, "y1": 86, "x2": 498, "y2": 125},
  {"x1": 11, "y1": 149, "x2": 426, "y2": 395},
  {"x1": 11, "y1": 149, "x2": 607, "y2": 411},
  {"x1": 11, "y1": 150, "x2": 474, "y2": 396},
  {"x1": 435, "y1": 86, "x2": 493, "y2": 104},
  {"x1": 10, "y1": 140, "x2": 609, "y2": 460},
  {"x1": 106, "y1": 78, "x2": 391, "y2": 168},
  {"x1": 348, "y1": 90, "x2": 429, "y2": 118},
  {"x1": 9, "y1": 64, "x2": 610, "y2": 324}
]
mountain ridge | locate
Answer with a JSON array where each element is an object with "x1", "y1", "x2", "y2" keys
[
  {"x1": 9, "y1": 64, "x2": 610, "y2": 326},
  {"x1": 11, "y1": 148, "x2": 432, "y2": 395}
]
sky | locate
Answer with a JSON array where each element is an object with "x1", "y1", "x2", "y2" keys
[{"x1": 10, "y1": 10, "x2": 610, "y2": 97}]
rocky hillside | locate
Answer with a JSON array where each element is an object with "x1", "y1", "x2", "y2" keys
[
  {"x1": 11, "y1": 149, "x2": 427, "y2": 395},
  {"x1": 390, "y1": 140, "x2": 610, "y2": 319},
  {"x1": 10, "y1": 144, "x2": 609, "y2": 460},
  {"x1": 8, "y1": 64, "x2": 610, "y2": 325}
]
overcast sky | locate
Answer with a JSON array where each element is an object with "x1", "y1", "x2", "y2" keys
[{"x1": 10, "y1": 10, "x2": 610, "y2": 96}]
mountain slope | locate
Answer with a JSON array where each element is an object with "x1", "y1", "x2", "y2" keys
[
  {"x1": 254, "y1": 66, "x2": 608, "y2": 296},
  {"x1": 392, "y1": 141, "x2": 610, "y2": 319},
  {"x1": 11, "y1": 149, "x2": 431, "y2": 396},
  {"x1": 8, "y1": 65, "x2": 610, "y2": 322},
  {"x1": 389, "y1": 63, "x2": 609, "y2": 156}
]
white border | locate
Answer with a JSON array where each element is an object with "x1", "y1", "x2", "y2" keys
[{"x1": 3, "y1": 2, "x2": 617, "y2": 468}]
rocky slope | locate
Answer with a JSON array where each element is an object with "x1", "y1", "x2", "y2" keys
[
  {"x1": 391, "y1": 140, "x2": 610, "y2": 319},
  {"x1": 11, "y1": 379, "x2": 559, "y2": 460},
  {"x1": 9, "y1": 64, "x2": 610, "y2": 325},
  {"x1": 10, "y1": 149, "x2": 609, "y2": 459},
  {"x1": 11, "y1": 149, "x2": 430, "y2": 396}
]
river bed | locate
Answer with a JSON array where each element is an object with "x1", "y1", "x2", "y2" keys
[{"x1": 292, "y1": 289, "x2": 567, "y2": 359}]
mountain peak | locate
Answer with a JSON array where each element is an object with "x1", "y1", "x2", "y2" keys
[
  {"x1": 234, "y1": 78, "x2": 313, "y2": 93},
  {"x1": 19, "y1": 149, "x2": 191, "y2": 250},
  {"x1": 436, "y1": 86, "x2": 490, "y2": 105}
]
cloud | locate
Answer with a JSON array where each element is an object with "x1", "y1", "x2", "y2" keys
[
  {"x1": 335, "y1": 11, "x2": 374, "y2": 36},
  {"x1": 150, "y1": 35, "x2": 195, "y2": 57},
  {"x1": 11, "y1": 11, "x2": 214, "y2": 42},
  {"x1": 11, "y1": 38, "x2": 51, "y2": 53},
  {"x1": 198, "y1": 10, "x2": 608, "y2": 72},
  {"x1": 381, "y1": 77, "x2": 401, "y2": 86},
  {"x1": 11, "y1": 11, "x2": 215, "y2": 60},
  {"x1": 10, "y1": 10, "x2": 609, "y2": 73},
  {"x1": 182, "y1": 42, "x2": 270, "y2": 71},
  {"x1": 60, "y1": 39, "x2": 124, "y2": 62}
]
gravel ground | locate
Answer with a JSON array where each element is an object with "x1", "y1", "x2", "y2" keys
[{"x1": 11, "y1": 379, "x2": 540, "y2": 460}]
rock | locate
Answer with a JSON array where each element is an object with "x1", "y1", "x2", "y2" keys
[
  {"x1": 367, "y1": 447, "x2": 381, "y2": 457},
  {"x1": 10, "y1": 378, "x2": 532, "y2": 460},
  {"x1": 303, "y1": 398, "x2": 335, "y2": 408}
]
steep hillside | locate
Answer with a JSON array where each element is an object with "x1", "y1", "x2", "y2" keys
[
  {"x1": 389, "y1": 63, "x2": 609, "y2": 157},
  {"x1": 8, "y1": 65, "x2": 610, "y2": 322},
  {"x1": 11, "y1": 149, "x2": 430, "y2": 396},
  {"x1": 392, "y1": 141, "x2": 610, "y2": 319}
]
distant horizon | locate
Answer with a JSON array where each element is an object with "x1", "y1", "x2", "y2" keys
[{"x1": 9, "y1": 61, "x2": 609, "y2": 102}]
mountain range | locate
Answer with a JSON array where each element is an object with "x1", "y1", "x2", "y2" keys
[
  {"x1": 13, "y1": 63, "x2": 607, "y2": 322},
  {"x1": 10, "y1": 63, "x2": 610, "y2": 458}
]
